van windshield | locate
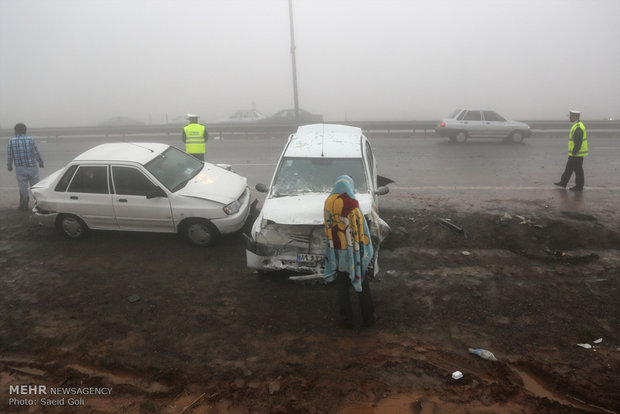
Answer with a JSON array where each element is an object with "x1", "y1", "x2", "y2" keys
[{"x1": 271, "y1": 157, "x2": 368, "y2": 197}]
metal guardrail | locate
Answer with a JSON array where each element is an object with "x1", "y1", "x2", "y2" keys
[{"x1": 1, "y1": 120, "x2": 619, "y2": 139}]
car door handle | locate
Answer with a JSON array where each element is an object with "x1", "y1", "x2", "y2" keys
[
  {"x1": 70, "y1": 196, "x2": 78, "y2": 200},
  {"x1": 118, "y1": 199, "x2": 128, "y2": 203}
]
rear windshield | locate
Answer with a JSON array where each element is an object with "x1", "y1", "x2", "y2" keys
[{"x1": 271, "y1": 157, "x2": 368, "y2": 197}]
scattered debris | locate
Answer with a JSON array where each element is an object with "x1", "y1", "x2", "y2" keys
[
  {"x1": 436, "y1": 218, "x2": 468, "y2": 239},
  {"x1": 269, "y1": 377, "x2": 282, "y2": 395},
  {"x1": 288, "y1": 274, "x2": 323, "y2": 281},
  {"x1": 461, "y1": 251, "x2": 471, "y2": 256},
  {"x1": 593, "y1": 338, "x2": 603, "y2": 344},
  {"x1": 544, "y1": 248, "x2": 566, "y2": 257},
  {"x1": 126, "y1": 294, "x2": 141, "y2": 303},
  {"x1": 500, "y1": 213, "x2": 513, "y2": 224},
  {"x1": 386, "y1": 270, "x2": 397, "y2": 276},
  {"x1": 468, "y1": 348, "x2": 498, "y2": 361},
  {"x1": 395, "y1": 226, "x2": 409, "y2": 235},
  {"x1": 181, "y1": 393, "x2": 206, "y2": 414},
  {"x1": 451, "y1": 371, "x2": 463, "y2": 380},
  {"x1": 577, "y1": 343, "x2": 593, "y2": 349}
]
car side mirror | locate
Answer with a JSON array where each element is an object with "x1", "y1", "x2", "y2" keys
[
  {"x1": 375, "y1": 186, "x2": 389, "y2": 196},
  {"x1": 146, "y1": 187, "x2": 167, "y2": 199},
  {"x1": 255, "y1": 183, "x2": 268, "y2": 193}
]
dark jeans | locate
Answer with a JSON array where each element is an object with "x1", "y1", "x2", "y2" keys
[
  {"x1": 337, "y1": 271, "x2": 375, "y2": 327},
  {"x1": 190, "y1": 153, "x2": 205, "y2": 161},
  {"x1": 559, "y1": 156, "x2": 585, "y2": 188}
]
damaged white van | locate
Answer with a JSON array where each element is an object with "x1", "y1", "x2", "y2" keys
[{"x1": 245, "y1": 124, "x2": 391, "y2": 275}]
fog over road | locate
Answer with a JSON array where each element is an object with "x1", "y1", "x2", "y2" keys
[{"x1": 2, "y1": 132, "x2": 619, "y2": 215}]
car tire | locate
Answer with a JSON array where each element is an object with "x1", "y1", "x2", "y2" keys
[
  {"x1": 453, "y1": 131, "x2": 468, "y2": 143},
  {"x1": 56, "y1": 214, "x2": 89, "y2": 240},
  {"x1": 510, "y1": 131, "x2": 525, "y2": 144},
  {"x1": 181, "y1": 218, "x2": 219, "y2": 247}
]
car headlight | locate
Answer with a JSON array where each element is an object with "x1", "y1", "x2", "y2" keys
[{"x1": 223, "y1": 200, "x2": 241, "y2": 215}]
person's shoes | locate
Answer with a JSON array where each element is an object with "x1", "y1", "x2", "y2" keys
[
  {"x1": 569, "y1": 186, "x2": 583, "y2": 192},
  {"x1": 553, "y1": 182, "x2": 566, "y2": 188}
]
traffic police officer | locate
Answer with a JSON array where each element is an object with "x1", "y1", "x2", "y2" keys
[
  {"x1": 182, "y1": 113, "x2": 208, "y2": 161},
  {"x1": 554, "y1": 110, "x2": 588, "y2": 191}
]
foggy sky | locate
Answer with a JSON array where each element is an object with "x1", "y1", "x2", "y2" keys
[{"x1": 1, "y1": 0, "x2": 619, "y2": 128}]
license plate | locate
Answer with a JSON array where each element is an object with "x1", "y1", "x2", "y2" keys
[{"x1": 297, "y1": 254, "x2": 323, "y2": 263}]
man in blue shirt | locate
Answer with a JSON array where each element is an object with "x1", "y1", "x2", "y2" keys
[{"x1": 7, "y1": 123, "x2": 44, "y2": 210}]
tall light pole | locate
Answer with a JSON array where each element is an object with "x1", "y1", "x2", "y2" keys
[{"x1": 288, "y1": 0, "x2": 300, "y2": 123}]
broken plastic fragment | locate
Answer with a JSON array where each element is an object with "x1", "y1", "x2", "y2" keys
[
  {"x1": 593, "y1": 338, "x2": 603, "y2": 344},
  {"x1": 452, "y1": 371, "x2": 463, "y2": 380},
  {"x1": 577, "y1": 343, "x2": 592, "y2": 349}
]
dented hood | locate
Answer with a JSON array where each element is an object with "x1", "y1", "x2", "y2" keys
[
  {"x1": 261, "y1": 193, "x2": 374, "y2": 225},
  {"x1": 176, "y1": 163, "x2": 247, "y2": 204}
]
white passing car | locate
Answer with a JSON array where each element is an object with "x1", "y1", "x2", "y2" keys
[
  {"x1": 435, "y1": 109, "x2": 532, "y2": 143},
  {"x1": 31, "y1": 143, "x2": 251, "y2": 246},
  {"x1": 245, "y1": 124, "x2": 391, "y2": 275}
]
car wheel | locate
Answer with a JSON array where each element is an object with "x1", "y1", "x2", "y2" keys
[
  {"x1": 454, "y1": 131, "x2": 468, "y2": 143},
  {"x1": 182, "y1": 219, "x2": 219, "y2": 247},
  {"x1": 56, "y1": 214, "x2": 89, "y2": 240},
  {"x1": 510, "y1": 131, "x2": 524, "y2": 143}
]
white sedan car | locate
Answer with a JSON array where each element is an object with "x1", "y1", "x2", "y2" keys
[{"x1": 31, "y1": 143, "x2": 251, "y2": 246}]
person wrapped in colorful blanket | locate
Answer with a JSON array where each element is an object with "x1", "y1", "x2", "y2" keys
[{"x1": 323, "y1": 175, "x2": 375, "y2": 328}]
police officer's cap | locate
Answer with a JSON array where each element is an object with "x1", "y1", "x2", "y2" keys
[
  {"x1": 187, "y1": 113, "x2": 200, "y2": 119},
  {"x1": 569, "y1": 110, "x2": 581, "y2": 115}
]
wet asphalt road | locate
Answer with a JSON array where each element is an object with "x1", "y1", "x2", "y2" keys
[{"x1": 1, "y1": 131, "x2": 619, "y2": 214}]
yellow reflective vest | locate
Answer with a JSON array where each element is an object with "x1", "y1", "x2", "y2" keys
[
  {"x1": 184, "y1": 123, "x2": 206, "y2": 154},
  {"x1": 568, "y1": 121, "x2": 588, "y2": 157}
]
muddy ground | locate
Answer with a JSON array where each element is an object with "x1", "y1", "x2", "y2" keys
[{"x1": 1, "y1": 197, "x2": 619, "y2": 414}]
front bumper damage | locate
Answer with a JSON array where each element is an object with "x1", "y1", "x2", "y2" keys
[
  {"x1": 245, "y1": 214, "x2": 391, "y2": 274},
  {"x1": 244, "y1": 224, "x2": 326, "y2": 273}
]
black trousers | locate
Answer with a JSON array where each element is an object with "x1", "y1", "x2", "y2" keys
[
  {"x1": 337, "y1": 271, "x2": 375, "y2": 327},
  {"x1": 190, "y1": 153, "x2": 205, "y2": 161},
  {"x1": 559, "y1": 156, "x2": 584, "y2": 188}
]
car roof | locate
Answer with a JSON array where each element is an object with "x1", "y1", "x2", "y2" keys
[
  {"x1": 285, "y1": 124, "x2": 364, "y2": 158},
  {"x1": 73, "y1": 143, "x2": 168, "y2": 164}
]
